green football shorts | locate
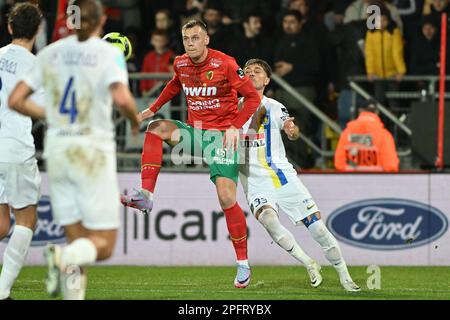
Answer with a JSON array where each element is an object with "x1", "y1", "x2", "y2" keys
[{"x1": 170, "y1": 120, "x2": 239, "y2": 184}]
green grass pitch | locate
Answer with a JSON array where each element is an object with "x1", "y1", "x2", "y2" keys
[{"x1": 7, "y1": 266, "x2": 450, "y2": 300}]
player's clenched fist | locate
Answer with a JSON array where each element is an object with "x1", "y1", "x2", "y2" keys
[
  {"x1": 283, "y1": 117, "x2": 300, "y2": 140},
  {"x1": 139, "y1": 108, "x2": 155, "y2": 122},
  {"x1": 223, "y1": 125, "x2": 240, "y2": 152}
]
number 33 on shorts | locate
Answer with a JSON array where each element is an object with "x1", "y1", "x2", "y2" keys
[{"x1": 249, "y1": 197, "x2": 268, "y2": 214}]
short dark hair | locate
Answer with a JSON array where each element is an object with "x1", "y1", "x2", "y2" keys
[
  {"x1": 8, "y1": 2, "x2": 42, "y2": 40},
  {"x1": 244, "y1": 58, "x2": 272, "y2": 78},
  {"x1": 421, "y1": 15, "x2": 438, "y2": 28},
  {"x1": 359, "y1": 99, "x2": 379, "y2": 113},
  {"x1": 182, "y1": 20, "x2": 208, "y2": 34},
  {"x1": 151, "y1": 29, "x2": 169, "y2": 39},
  {"x1": 282, "y1": 10, "x2": 303, "y2": 22},
  {"x1": 243, "y1": 12, "x2": 262, "y2": 24}
]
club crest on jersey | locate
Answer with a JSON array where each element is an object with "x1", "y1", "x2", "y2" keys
[
  {"x1": 205, "y1": 71, "x2": 214, "y2": 80},
  {"x1": 182, "y1": 83, "x2": 217, "y2": 97}
]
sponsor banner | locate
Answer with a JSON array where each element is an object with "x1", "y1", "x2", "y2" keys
[{"x1": 1, "y1": 173, "x2": 449, "y2": 266}]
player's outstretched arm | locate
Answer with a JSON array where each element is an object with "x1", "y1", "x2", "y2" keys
[
  {"x1": 110, "y1": 82, "x2": 140, "y2": 136},
  {"x1": 8, "y1": 81, "x2": 45, "y2": 120},
  {"x1": 231, "y1": 80, "x2": 261, "y2": 129},
  {"x1": 143, "y1": 74, "x2": 182, "y2": 119}
]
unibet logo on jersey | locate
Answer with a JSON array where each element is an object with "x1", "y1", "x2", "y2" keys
[{"x1": 182, "y1": 83, "x2": 217, "y2": 97}]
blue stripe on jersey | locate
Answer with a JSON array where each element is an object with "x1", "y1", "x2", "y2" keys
[{"x1": 265, "y1": 109, "x2": 288, "y2": 187}]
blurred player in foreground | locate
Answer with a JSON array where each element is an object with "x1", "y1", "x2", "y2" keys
[
  {"x1": 240, "y1": 59, "x2": 360, "y2": 292},
  {"x1": 9, "y1": 0, "x2": 140, "y2": 300},
  {"x1": 0, "y1": 3, "x2": 43, "y2": 300},
  {"x1": 121, "y1": 20, "x2": 261, "y2": 288}
]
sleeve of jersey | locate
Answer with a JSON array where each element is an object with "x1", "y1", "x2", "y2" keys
[
  {"x1": 274, "y1": 104, "x2": 291, "y2": 129},
  {"x1": 104, "y1": 49, "x2": 129, "y2": 87},
  {"x1": 149, "y1": 72, "x2": 182, "y2": 113},
  {"x1": 21, "y1": 54, "x2": 43, "y2": 92},
  {"x1": 226, "y1": 59, "x2": 261, "y2": 128}
]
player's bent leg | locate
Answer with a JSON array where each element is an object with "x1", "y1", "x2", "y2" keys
[
  {"x1": 304, "y1": 213, "x2": 360, "y2": 292},
  {"x1": 46, "y1": 223, "x2": 117, "y2": 300},
  {"x1": 256, "y1": 206, "x2": 322, "y2": 288},
  {"x1": 216, "y1": 177, "x2": 251, "y2": 288},
  {"x1": 0, "y1": 205, "x2": 11, "y2": 240},
  {"x1": 0, "y1": 205, "x2": 36, "y2": 299},
  {"x1": 121, "y1": 120, "x2": 180, "y2": 214}
]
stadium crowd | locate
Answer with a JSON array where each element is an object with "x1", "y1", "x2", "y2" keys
[{"x1": 0, "y1": 0, "x2": 447, "y2": 169}]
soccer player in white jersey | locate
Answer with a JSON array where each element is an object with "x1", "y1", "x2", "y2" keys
[
  {"x1": 8, "y1": 0, "x2": 140, "y2": 300},
  {"x1": 240, "y1": 59, "x2": 360, "y2": 292},
  {"x1": 0, "y1": 3, "x2": 43, "y2": 300}
]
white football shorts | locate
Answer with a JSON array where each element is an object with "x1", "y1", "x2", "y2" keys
[
  {"x1": 246, "y1": 178, "x2": 319, "y2": 225},
  {"x1": 0, "y1": 157, "x2": 41, "y2": 209},
  {"x1": 45, "y1": 140, "x2": 120, "y2": 230}
]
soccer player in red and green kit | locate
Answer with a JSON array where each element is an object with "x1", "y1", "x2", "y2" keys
[{"x1": 121, "y1": 20, "x2": 261, "y2": 288}]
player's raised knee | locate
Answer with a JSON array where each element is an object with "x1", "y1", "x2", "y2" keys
[{"x1": 147, "y1": 120, "x2": 175, "y2": 140}]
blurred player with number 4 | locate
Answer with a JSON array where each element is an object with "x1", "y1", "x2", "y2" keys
[
  {"x1": 240, "y1": 59, "x2": 360, "y2": 292},
  {"x1": 9, "y1": 0, "x2": 140, "y2": 300}
]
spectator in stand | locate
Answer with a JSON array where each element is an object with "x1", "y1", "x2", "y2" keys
[
  {"x1": 334, "y1": 100, "x2": 399, "y2": 172},
  {"x1": 274, "y1": 10, "x2": 322, "y2": 168},
  {"x1": 275, "y1": 10, "x2": 321, "y2": 109},
  {"x1": 344, "y1": 0, "x2": 404, "y2": 33},
  {"x1": 140, "y1": 30, "x2": 175, "y2": 97},
  {"x1": 201, "y1": 4, "x2": 230, "y2": 52},
  {"x1": 331, "y1": 19, "x2": 367, "y2": 128},
  {"x1": 287, "y1": 0, "x2": 336, "y2": 122},
  {"x1": 409, "y1": 15, "x2": 440, "y2": 75},
  {"x1": 365, "y1": 6, "x2": 406, "y2": 108},
  {"x1": 227, "y1": 12, "x2": 273, "y2": 67},
  {"x1": 154, "y1": 9, "x2": 183, "y2": 54}
]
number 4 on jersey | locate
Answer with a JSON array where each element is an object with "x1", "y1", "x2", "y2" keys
[{"x1": 59, "y1": 77, "x2": 77, "y2": 123}]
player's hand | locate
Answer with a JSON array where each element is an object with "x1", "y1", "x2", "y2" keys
[
  {"x1": 283, "y1": 117, "x2": 300, "y2": 140},
  {"x1": 139, "y1": 108, "x2": 155, "y2": 122},
  {"x1": 223, "y1": 125, "x2": 240, "y2": 152}
]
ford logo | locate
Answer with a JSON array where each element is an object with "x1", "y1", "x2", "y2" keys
[
  {"x1": 327, "y1": 198, "x2": 448, "y2": 250},
  {"x1": 4, "y1": 195, "x2": 66, "y2": 247}
]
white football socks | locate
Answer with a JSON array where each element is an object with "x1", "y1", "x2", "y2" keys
[
  {"x1": 61, "y1": 238, "x2": 98, "y2": 270},
  {"x1": 258, "y1": 208, "x2": 314, "y2": 267},
  {"x1": 307, "y1": 219, "x2": 352, "y2": 280},
  {"x1": 0, "y1": 225, "x2": 33, "y2": 299}
]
